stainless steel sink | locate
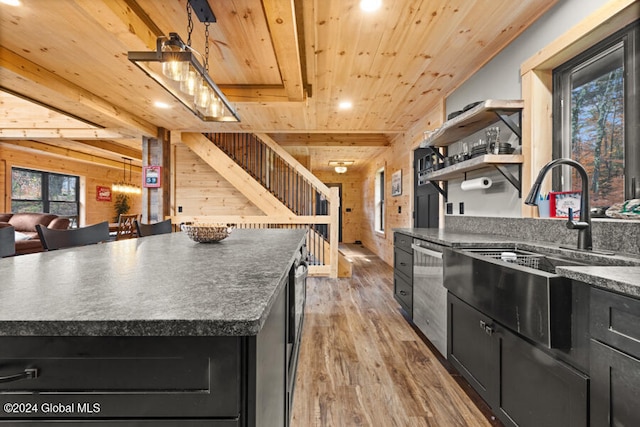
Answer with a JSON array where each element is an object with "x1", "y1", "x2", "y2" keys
[
  {"x1": 444, "y1": 246, "x2": 587, "y2": 349},
  {"x1": 462, "y1": 247, "x2": 587, "y2": 274}
]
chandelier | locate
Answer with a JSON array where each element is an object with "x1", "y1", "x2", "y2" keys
[
  {"x1": 127, "y1": 0, "x2": 239, "y2": 122},
  {"x1": 112, "y1": 157, "x2": 141, "y2": 195}
]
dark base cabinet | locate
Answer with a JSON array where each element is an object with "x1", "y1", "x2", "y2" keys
[
  {"x1": 500, "y1": 328, "x2": 588, "y2": 427},
  {"x1": 393, "y1": 232, "x2": 413, "y2": 318},
  {"x1": 590, "y1": 287, "x2": 640, "y2": 427},
  {"x1": 590, "y1": 340, "x2": 640, "y2": 426},
  {"x1": 448, "y1": 293, "x2": 588, "y2": 427}
]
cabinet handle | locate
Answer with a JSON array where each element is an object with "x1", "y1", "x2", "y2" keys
[
  {"x1": 399, "y1": 262, "x2": 407, "y2": 266},
  {"x1": 479, "y1": 320, "x2": 494, "y2": 336},
  {"x1": 0, "y1": 368, "x2": 38, "y2": 383},
  {"x1": 399, "y1": 290, "x2": 407, "y2": 296}
]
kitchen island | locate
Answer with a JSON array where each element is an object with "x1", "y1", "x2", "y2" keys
[{"x1": 0, "y1": 228, "x2": 307, "y2": 426}]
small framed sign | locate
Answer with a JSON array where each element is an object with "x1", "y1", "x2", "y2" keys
[
  {"x1": 96, "y1": 185, "x2": 112, "y2": 202},
  {"x1": 550, "y1": 191, "x2": 581, "y2": 218},
  {"x1": 391, "y1": 170, "x2": 402, "y2": 196},
  {"x1": 143, "y1": 166, "x2": 162, "y2": 188}
]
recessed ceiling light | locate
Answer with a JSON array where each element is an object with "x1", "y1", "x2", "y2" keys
[
  {"x1": 0, "y1": 0, "x2": 22, "y2": 6},
  {"x1": 360, "y1": 0, "x2": 382, "y2": 12},
  {"x1": 338, "y1": 101, "x2": 353, "y2": 110},
  {"x1": 154, "y1": 101, "x2": 171, "y2": 109}
]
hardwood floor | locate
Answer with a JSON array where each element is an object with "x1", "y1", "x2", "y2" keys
[{"x1": 291, "y1": 244, "x2": 499, "y2": 427}]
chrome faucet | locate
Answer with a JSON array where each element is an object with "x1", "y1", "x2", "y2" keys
[{"x1": 524, "y1": 158, "x2": 592, "y2": 251}]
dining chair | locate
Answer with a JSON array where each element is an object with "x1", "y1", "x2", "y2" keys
[
  {"x1": 115, "y1": 214, "x2": 140, "y2": 241},
  {"x1": 0, "y1": 223, "x2": 16, "y2": 258},
  {"x1": 36, "y1": 221, "x2": 110, "y2": 251},
  {"x1": 134, "y1": 219, "x2": 172, "y2": 237}
]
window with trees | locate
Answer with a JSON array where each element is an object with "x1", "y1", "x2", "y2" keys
[
  {"x1": 11, "y1": 168, "x2": 79, "y2": 221},
  {"x1": 553, "y1": 21, "x2": 639, "y2": 209}
]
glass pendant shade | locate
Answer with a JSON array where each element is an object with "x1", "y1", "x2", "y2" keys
[
  {"x1": 161, "y1": 44, "x2": 187, "y2": 81},
  {"x1": 180, "y1": 69, "x2": 198, "y2": 96},
  {"x1": 208, "y1": 95, "x2": 224, "y2": 118},
  {"x1": 194, "y1": 82, "x2": 210, "y2": 109}
]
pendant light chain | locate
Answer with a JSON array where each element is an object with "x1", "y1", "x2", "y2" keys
[
  {"x1": 186, "y1": 1, "x2": 193, "y2": 47},
  {"x1": 204, "y1": 22, "x2": 210, "y2": 73}
]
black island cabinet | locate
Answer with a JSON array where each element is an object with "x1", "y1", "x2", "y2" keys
[{"x1": 0, "y1": 229, "x2": 307, "y2": 426}]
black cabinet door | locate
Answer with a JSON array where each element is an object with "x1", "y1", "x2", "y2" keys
[
  {"x1": 447, "y1": 293, "x2": 499, "y2": 408},
  {"x1": 499, "y1": 328, "x2": 588, "y2": 427},
  {"x1": 591, "y1": 339, "x2": 640, "y2": 427}
]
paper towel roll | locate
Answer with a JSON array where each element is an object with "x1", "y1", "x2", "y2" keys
[{"x1": 460, "y1": 177, "x2": 492, "y2": 191}]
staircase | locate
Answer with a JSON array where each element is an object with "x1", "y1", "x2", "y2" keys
[
  {"x1": 177, "y1": 132, "x2": 346, "y2": 278},
  {"x1": 204, "y1": 133, "x2": 318, "y2": 216}
]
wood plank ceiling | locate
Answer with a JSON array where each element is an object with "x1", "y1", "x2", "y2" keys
[{"x1": 0, "y1": 0, "x2": 558, "y2": 172}]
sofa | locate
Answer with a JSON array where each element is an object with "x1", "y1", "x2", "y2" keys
[{"x1": 0, "y1": 213, "x2": 71, "y2": 255}]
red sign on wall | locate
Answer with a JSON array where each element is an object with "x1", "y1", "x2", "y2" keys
[
  {"x1": 143, "y1": 166, "x2": 162, "y2": 188},
  {"x1": 96, "y1": 185, "x2": 112, "y2": 202}
]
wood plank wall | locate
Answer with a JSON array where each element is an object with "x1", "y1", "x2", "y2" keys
[
  {"x1": 360, "y1": 103, "x2": 445, "y2": 266},
  {"x1": 173, "y1": 144, "x2": 264, "y2": 216},
  {"x1": 0, "y1": 143, "x2": 141, "y2": 225}
]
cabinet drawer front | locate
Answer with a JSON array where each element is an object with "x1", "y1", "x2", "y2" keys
[
  {"x1": 394, "y1": 273, "x2": 413, "y2": 317},
  {"x1": 591, "y1": 288, "x2": 640, "y2": 356},
  {"x1": 394, "y1": 233, "x2": 413, "y2": 252},
  {"x1": 0, "y1": 337, "x2": 240, "y2": 419},
  {"x1": 394, "y1": 247, "x2": 413, "y2": 280}
]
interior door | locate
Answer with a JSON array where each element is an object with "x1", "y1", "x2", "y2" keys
[{"x1": 414, "y1": 148, "x2": 440, "y2": 228}]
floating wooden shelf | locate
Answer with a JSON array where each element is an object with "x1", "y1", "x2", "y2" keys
[
  {"x1": 424, "y1": 154, "x2": 523, "y2": 181},
  {"x1": 422, "y1": 100, "x2": 524, "y2": 148}
]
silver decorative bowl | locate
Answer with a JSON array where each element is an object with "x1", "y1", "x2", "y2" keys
[{"x1": 181, "y1": 223, "x2": 232, "y2": 243}]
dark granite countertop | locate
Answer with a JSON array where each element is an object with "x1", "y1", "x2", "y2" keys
[
  {"x1": 556, "y1": 266, "x2": 640, "y2": 299},
  {"x1": 393, "y1": 228, "x2": 515, "y2": 247},
  {"x1": 0, "y1": 229, "x2": 307, "y2": 337},
  {"x1": 394, "y1": 228, "x2": 640, "y2": 298}
]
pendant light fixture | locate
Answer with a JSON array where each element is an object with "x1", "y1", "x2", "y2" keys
[
  {"x1": 128, "y1": 0, "x2": 239, "y2": 122},
  {"x1": 328, "y1": 160, "x2": 355, "y2": 174},
  {"x1": 112, "y1": 157, "x2": 141, "y2": 195}
]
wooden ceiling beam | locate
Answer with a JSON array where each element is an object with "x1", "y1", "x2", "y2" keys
[
  {"x1": 0, "y1": 141, "x2": 142, "y2": 170},
  {"x1": 0, "y1": 47, "x2": 158, "y2": 138},
  {"x1": 268, "y1": 133, "x2": 391, "y2": 147},
  {"x1": 74, "y1": 140, "x2": 142, "y2": 160},
  {"x1": 262, "y1": 0, "x2": 306, "y2": 102},
  {"x1": 218, "y1": 85, "x2": 294, "y2": 103},
  {"x1": 0, "y1": 128, "x2": 129, "y2": 140}
]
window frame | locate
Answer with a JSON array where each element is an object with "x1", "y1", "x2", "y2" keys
[
  {"x1": 552, "y1": 21, "x2": 639, "y2": 204},
  {"x1": 11, "y1": 167, "x2": 80, "y2": 220},
  {"x1": 374, "y1": 167, "x2": 385, "y2": 233}
]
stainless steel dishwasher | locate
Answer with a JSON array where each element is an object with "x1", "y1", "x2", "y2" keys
[{"x1": 411, "y1": 239, "x2": 447, "y2": 357}]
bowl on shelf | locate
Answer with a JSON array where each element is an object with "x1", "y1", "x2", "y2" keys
[{"x1": 181, "y1": 223, "x2": 233, "y2": 243}]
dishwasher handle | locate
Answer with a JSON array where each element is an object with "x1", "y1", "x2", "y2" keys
[{"x1": 411, "y1": 243, "x2": 443, "y2": 259}]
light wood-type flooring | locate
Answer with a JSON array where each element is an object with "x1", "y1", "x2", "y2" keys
[{"x1": 291, "y1": 244, "x2": 501, "y2": 427}]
